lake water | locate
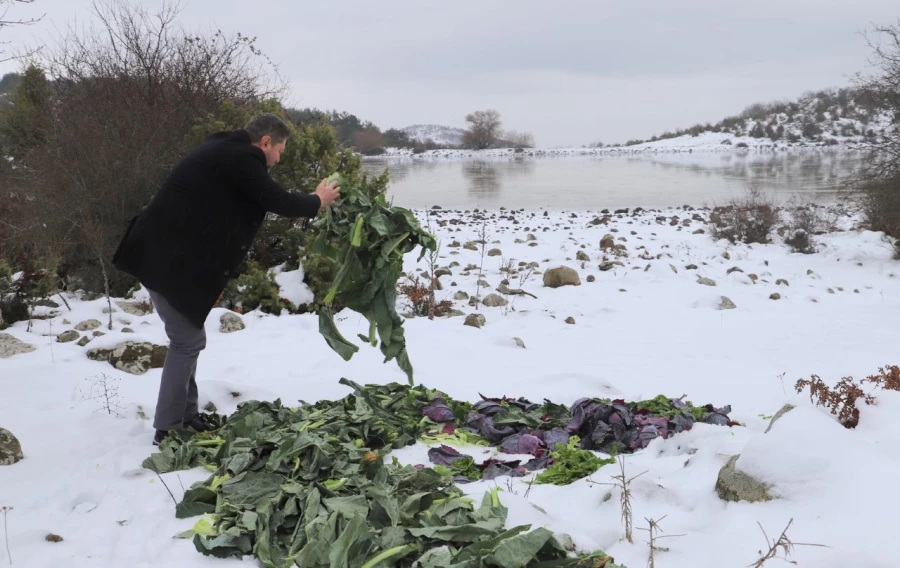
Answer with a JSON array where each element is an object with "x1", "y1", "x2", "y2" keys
[{"x1": 361, "y1": 150, "x2": 867, "y2": 211}]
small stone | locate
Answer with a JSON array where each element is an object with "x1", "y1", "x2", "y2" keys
[
  {"x1": 487, "y1": 248, "x2": 502, "y2": 257},
  {"x1": 454, "y1": 291, "x2": 469, "y2": 301},
  {"x1": 204, "y1": 401, "x2": 218, "y2": 413},
  {"x1": 45, "y1": 534, "x2": 63, "y2": 543},
  {"x1": 220, "y1": 312, "x2": 245, "y2": 333},
  {"x1": 75, "y1": 319, "x2": 102, "y2": 331},
  {"x1": 77, "y1": 336, "x2": 91, "y2": 347},
  {"x1": 528, "y1": 242, "x2": 538, "y2": 247},
  {"x1": 482, "y1": 293, "x2": 509, "y2": 307},
  {"x1": 565, "y1": 317, "x2": 576, "y2": 324},
  {"x1": 513, "y1": 337, "x2": 526, "y2": 348},
  {"x1": 464, "y1": 314, "x2": 486, "y2": 328},
  {"x1": 575, "y1": 251, "x2": 590, "y2": 262},
  {"x1": 722, "y1": 252, "x2": 731, "y2": 260},
  {"x1": 92, "y1": 331, "x2": 105, "y2": 337},
  {"x1": 57, "y1": 330, "x2": 80, "y2": 343},
  {"x1": 717, "y1": 296, "x2": 737, "y2": 310},
  {"x1": 693, "y1": 228, "x2": 705, "y2": 234},
  {"x1": 586, "y1": 275, "x2": 596, "y2": 282},
  {"x1": 0, "y1": 427, "x2": 24, "y2": 465},
  {"x1": 598, "y1": 261, "x2": 624, "y2": 272},
  {"x1": 477, "y1": 279, "x2": 490, "y2": 288},
  {"x1": 463, "y1": 242, "x2": 479, "y2": 251},
  {"x1": 770, "y1": 293, "x2": 782, "y2": 300},
  {"x1": 726, "y1": 266, "x2": 744, "y2": 274},
  {"x1": 697, "y1": 277, "x2": 717, "y2": 286},
  {"x1": 122, "y1": 328, "x2": 134, "y2": 333},
  {"x1": 527, "y1": 233, "x2": 537, "y2": 241},
  {"x1": 827, "y1": 288, "x2": 835, "y2": 294},
  {"x1": 776, "y1": 279, "x2": 789, "y2": 286},
  {"x1": 854, "y1": 289, "x2": 860, "y2": 293},
  {"x1": 600, "y1": 234, "x2": 616, "y2": 249},
  {"x1": 685, "y1": 264, "x2": 698, "y2": 270},
  {"x1": 748, "y1": 274, "x2": 759, "y2": 282}
]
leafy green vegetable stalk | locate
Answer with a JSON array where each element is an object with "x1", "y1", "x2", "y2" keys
[
  {"x1": 312, "y1": 173, "x2": 436, "y2": 385},
  {"x1": 534, "y1": 436, "x2": 616, "y2": 486}
]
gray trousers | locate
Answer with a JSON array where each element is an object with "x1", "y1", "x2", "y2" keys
[{"x1": 146, "y1": 289, "x2": 206, "y2": 431}]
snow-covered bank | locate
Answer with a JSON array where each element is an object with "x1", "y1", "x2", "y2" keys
[
  {"x1": 1, "y1": 205, "x2": 899, "y2": 567},
  {"x1": 369, "y1": 133, "x2": 875, "y2": 161}
]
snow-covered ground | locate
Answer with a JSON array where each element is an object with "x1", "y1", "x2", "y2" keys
[{"x1": 2, "y1": 204, "x2": 900, "y2": 567}]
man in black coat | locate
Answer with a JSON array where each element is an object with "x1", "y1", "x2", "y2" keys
[{"x1": 112, "y1": 113, "x2": 341, "y2": 445}]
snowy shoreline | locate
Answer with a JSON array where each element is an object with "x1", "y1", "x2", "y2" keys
[{"x1": 364, "y1": 133, "x2": 875, "y2": 161}]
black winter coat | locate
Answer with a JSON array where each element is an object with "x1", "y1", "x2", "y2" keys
[{"x1": 112, "y1": 129, "x2": 321, "y2": 328}]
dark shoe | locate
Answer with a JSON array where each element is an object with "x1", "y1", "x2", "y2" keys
[
  {"x1": 152, "y1": 429, "x2": 168, "y2": 446},
  {"x1": 183, "y1": 414, "x2": 215, "y2": 432}
]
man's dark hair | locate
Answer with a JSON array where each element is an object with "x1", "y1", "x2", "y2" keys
[{"x1": 245, "y1": 113, "x2": 291, "y2": 144}]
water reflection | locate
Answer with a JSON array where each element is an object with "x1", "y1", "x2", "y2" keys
[
  {"x1": 361, "y1": 151, "x2": 868, "y2": 210},
  {"x1": 461, "y1": 158, "x2": 536, "y2": 197}
]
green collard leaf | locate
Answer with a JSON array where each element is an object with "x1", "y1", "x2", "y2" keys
[
  {"x1": 176, "y1": 486, "x2": 217, "y2": 519},
  {"x1": 318, "y1": 308, "x2": 360, "y2": 362},
  {"x1": 489, "y1": 527, "x2": 555, "y2": 568},
  {"x1": 328, "y1": 514, "x2": 369, "y2": 568},
  {"x1": 323, "y1": 495, "x2": 369, "y2": 519},
  {"x1": 193, "y1": 531, "x2": 253, "y2": 559},
  {"x1": 221, "y1": 472, "x2": 284, "y2": 508},
  {"x1": 407, "y1": 520, "x2": 502, "y2": 543}
]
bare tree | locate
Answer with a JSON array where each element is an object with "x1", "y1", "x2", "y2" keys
[
  {"x1": 853, "y1": 20, "x2": 900, "y2": 182},
  {"x1": 462, "y1": 109, "x2": 502, "y2": 150},
  {"x1": 849, "y1": 20, "x2": 900, "y2": 254},
  {"x1": 0, "y1": 0, "x2": 44, "y2": 62},
  {"x1": 503, "y1": 130, "x2": 535, "y2": 149},
  {"x1": 1, "y1": 0, "x2": 283, "y2": 294}
]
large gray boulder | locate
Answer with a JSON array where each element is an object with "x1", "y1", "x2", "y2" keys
[
  {"x1": 715, "y1": 455, "x2": 773, "y2": 503},
  {"x1": 0, "y1": 333, "x2": 36, "y2": 358},
  {"x1": 87, "y1": 342, "x2": 168, "y2": 375},
  {"x1": 0, "y1": 428, "x2": 23, "y2": 466}
]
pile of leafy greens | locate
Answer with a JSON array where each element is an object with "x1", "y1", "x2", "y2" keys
[
  {"x1": 144, "y1": 380, "x2": 733, "y2": 566},
  {"x1": 311, "y1": 173, "x2": 436, "y2": 385},
  {"x1": 146, "y1": 379, "x2": 624, "y2": 567}
]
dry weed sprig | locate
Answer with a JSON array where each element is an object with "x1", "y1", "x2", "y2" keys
[
  {"x1": 474, "y1": 220, "x2": 489, "y2": 308},
  {"x1": 588, "y1": 455, "x2": 648, "y2": 544},
  {"x1": 1, "y1": 505, "x2": 12, "y2": 565},
  {"x1": 638, "y1": 515, "x2": 685, "y2": 568},
  {"x1": 748, "y1": 518, "x2": 829, "y2": 567},
  {"x1": 156, "y1": 473, "x2": 178, "y2": 506}
]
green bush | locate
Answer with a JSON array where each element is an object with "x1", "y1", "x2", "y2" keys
[{"x1": 222, "y1": 261, "x2": 291, "y2": 315}]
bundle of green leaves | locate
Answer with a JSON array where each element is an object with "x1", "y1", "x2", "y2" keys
[{"x1": 311, "y1": 173, "x2": 436, "y2": 385}]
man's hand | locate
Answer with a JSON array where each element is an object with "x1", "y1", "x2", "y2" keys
[{"x1": 315, "y1": 177, "x2": 341, "y2": 210}]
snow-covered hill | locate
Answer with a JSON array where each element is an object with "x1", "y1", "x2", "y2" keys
[
  {"x1": 401, "y1": 124, "x2": 466, "y2": 146},
  {"x1": 371, "y1": 87, "x2": 895, "y2": 159}
]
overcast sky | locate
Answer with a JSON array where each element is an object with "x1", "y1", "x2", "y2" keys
[{"x1": 1, "y1": 0, "x2": 897, "y2": 147}]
